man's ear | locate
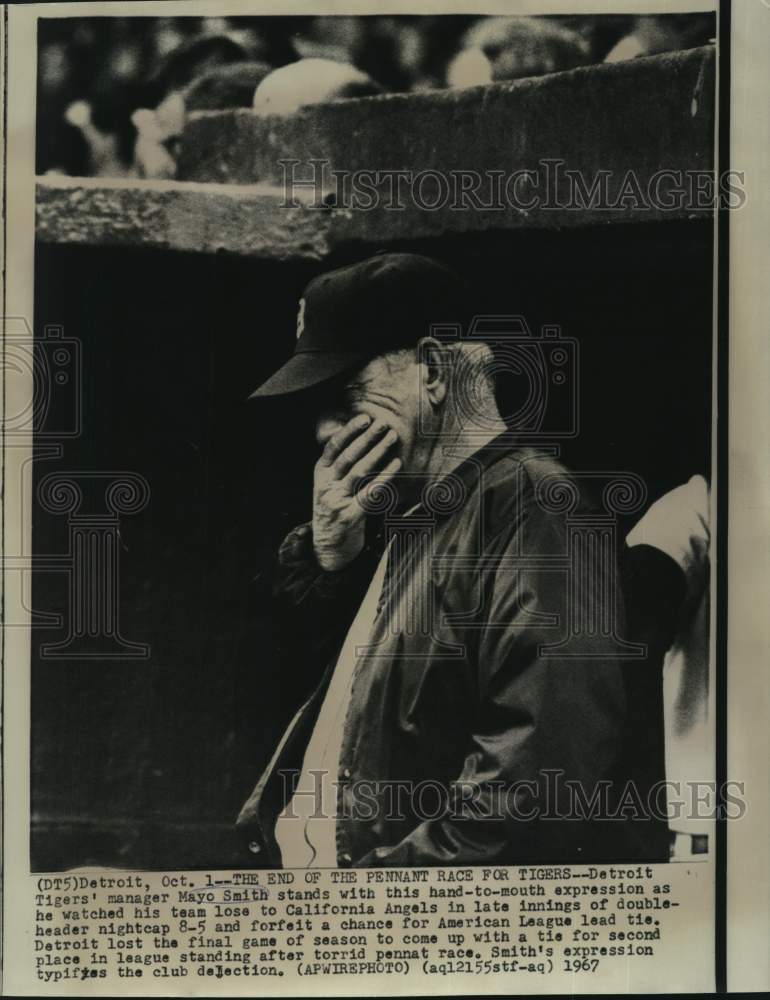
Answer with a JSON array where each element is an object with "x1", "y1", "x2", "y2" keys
[{"x1": 417, "y1": 337, "x2": 451, "y2": 407}]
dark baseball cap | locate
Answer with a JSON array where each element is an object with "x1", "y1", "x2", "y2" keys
[{"x1": 249, "y1": 252, "x2": 467, "y2": 399}]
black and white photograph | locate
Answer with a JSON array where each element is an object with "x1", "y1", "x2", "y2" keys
[
  {"x1": 3, "y1": 0, "x2": 769, "y2": 995},
  {"x1": 28, "y1": 5, "x2": 720, "y2": 873}
]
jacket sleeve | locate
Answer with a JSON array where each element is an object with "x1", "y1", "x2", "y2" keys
[
  {"x1": 271, "y1": 521, "x2": 385, "y2": 686},
  {"x1": 356, "y1": 503, "x2": 629, "y2": 866}
]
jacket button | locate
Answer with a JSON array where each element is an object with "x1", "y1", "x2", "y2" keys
[
  {"x1": 342, "y1": 768, "x2": 351, "y2": 779},
  {"x1": 247, "y1": 840, "x2": 261, "y2": 855},
  {"x1": 340, "y1": 852, "x2": 352, "y2": 865}
]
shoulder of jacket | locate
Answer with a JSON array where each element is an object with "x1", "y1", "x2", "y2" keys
[{"x1": 473, "y1": 448, "x2": 574, "y2": 527}]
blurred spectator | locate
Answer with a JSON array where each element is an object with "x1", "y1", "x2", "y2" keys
[
  {"x1": 131, "y1": 61, "x2": 273, "y2": 178},
  {"x1": 446, "y1": 16, "x2": 592, "y2": 88},
  {"x1": 129, "y1": 33, "x2": 279, "y2": 178},
  {"x1": 142, "y1": 33, "x2": 249, "y2": 108},
  {"x1": 131, "y1": 93, "x2": 185, "y2": 180},
  {"x1": 252, "y1": 58, "x2": 382, "y2": 117},
  {"x1": 550, "y1": 15, "x2": 635, "y2": 64},
  {"x1": 604, "y1": 14, "x2": 715, "y2": 64},
  {"x1": 63, "y1": 100, "x2": 128, "y2": 178}
]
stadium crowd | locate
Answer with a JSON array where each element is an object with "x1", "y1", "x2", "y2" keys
[{"x1": 37, "y1": 13, "x2": 715, "y2": 180}]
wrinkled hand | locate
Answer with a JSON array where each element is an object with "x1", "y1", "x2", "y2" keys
[{"x1": 313, "y1": 415, "x2": 401, "y2": 571}]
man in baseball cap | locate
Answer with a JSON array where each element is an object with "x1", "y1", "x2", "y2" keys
[
  {"x1": 238, "y1": 252, "x2": 659, "y2": 871},
  {"x1": 250, "y1": 251, "x2": 485, "y2": 571}
]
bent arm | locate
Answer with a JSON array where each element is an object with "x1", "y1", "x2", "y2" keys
[{"x1": 271, "y1": 520, "x2": 385, "y2": 679}]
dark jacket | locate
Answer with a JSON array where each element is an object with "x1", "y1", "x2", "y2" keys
[{"x1": 237, "y1": 438, "x2": 669, "y2": 866}]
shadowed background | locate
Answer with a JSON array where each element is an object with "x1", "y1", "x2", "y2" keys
[{"x1": 31, "y1": 219, "x2": 712, "y2": 870}]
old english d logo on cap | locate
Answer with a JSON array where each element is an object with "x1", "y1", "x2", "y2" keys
[{"x1": 295, "y1": 298, "x2": 306, "y2": 340}]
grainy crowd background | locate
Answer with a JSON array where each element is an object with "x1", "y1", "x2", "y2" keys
[{"x1": 37, "y1": 13, "x2": 715, "y2": 181}]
